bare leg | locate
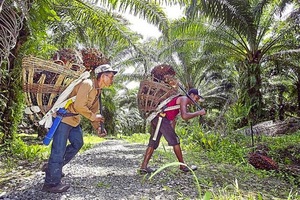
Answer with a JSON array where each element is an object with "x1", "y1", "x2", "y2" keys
[
  {"x1": 140, "y1": 146, "x2": 154, "y2": 169},
  {"x1": 173, "y1": 144, "x2": 185, "y2": 169}
]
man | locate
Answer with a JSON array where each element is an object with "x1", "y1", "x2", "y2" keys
[
  {"x1": 139, "y1": 88, "x2": 206, "y2": 174},
  {"x1": 42, "y1": 64, "x2": 117, "y2": 193}
]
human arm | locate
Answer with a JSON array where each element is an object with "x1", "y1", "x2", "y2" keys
[
  {"x1": 179, "y1": 96, "x2": 206, "y2": 120},
  {"x1": 72, "y1": 80, "x2": 99, "y2": 121},
  {"x1": 72, "y1": 80, "x2": 105, "y2": 129}
]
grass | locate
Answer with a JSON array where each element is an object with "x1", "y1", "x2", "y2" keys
[
  {"x1": 1, "y1": 131, "x2": 300, "y2": 199},
  {"x1": 122, "y1": 131, "x2": 300, "y2": 200},
  {"x1": 0, "y1": 133, "x2": 105, "y2": 182}
]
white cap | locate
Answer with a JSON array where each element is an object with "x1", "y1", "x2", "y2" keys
[{"x1": 94, "y1": 64, "x2": 117, "y2": 74}]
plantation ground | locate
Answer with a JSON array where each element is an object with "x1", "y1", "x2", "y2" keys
[{"x1": 0, "y1": 139, "x2": 299, "y2": 199}]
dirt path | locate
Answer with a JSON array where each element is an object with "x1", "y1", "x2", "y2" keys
[
  {"x1": 0, "y1": 140, "x2": 199, "y2": 200},
  {"x1": 0, "y1": 139, "x2": 299, "y2": 200}
]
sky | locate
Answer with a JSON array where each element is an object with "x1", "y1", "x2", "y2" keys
[
  {"x1": 121, "y1": 5, "x2": 184, "y2": 89},
  {"x1": 121, "y1": 4, "x2": 294, "y2": 89},
  {"x1": 124, "y1": 5, "x2": 184, "y2": 39}
]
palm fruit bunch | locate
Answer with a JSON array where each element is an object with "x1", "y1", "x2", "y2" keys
[
  {"x1": 52, "y1": 48, "x2": 83, "y2": 66},
  {"x1": 81, "y1": 48, "x2": 110, "y2": 71},
  {"x1": 34, "y1": 48, "x2": 81, "y2": 85},
  {"x1": 137, "y1": 64, "x2": 179, "y2": 119},
  {"x1": 140, "y1": 64, "x2": 178, "y2": 103},
  {"x1": 150, "y1": 64, "x2": 176, "y2": 82},
  {"x1": 248, "y1": 152, "x2": 279, "y2": 171}
]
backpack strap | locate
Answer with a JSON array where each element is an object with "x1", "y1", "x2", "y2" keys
[
  {"x1": 39, "y1": 71, "x2": 90, "y2": 128},
  {"x1": 146, "y1": 94, "x2": 181, "y2": 122}
]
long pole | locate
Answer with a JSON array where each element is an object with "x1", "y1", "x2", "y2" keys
[
  {"x1": 178, "y1": 84, "x2": 202, "y2": 110},
  {"x1": 99, "y1": 90, "x2": 104, "y2": 133}
]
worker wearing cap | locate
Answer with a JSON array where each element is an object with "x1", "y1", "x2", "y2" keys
[
  {"x1": 42, "y1": 64, "x2": 117, "y2": 193},
  {"x1": 139, "y1": 88, "x2": 206, "y2": 174}
]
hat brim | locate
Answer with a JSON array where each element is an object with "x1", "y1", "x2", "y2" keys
[
  {"x1": 199, "y1": 95, "x2": 205, "y2": 102},
  {"x1": 108, "y1": 70, "x2": 118, "y2": 75},
  {"x1": 101, "y1": 70, "x2": 118, "y2": 75}
]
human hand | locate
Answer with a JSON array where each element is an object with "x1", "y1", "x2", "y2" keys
[
  {"x1": 97, "y1": 126, "x2": 107, "y2": 137},
  {"x1": 95, "y1": 114, "x2": 105, "y2": 123},
  {"x1": 197, "y1": 108, "x2": 206, "y2": 116}
]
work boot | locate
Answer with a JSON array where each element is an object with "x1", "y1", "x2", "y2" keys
[
  {"x1": 41, "y1": 163, "x2": 65, "y2": 177},
  {"x1": 180, "y1": 165, "x2": 197, "y2": 173},
  {"x1": 138, "y1": 167, "x2": 156, "y2": 175},
  {"x1": 42, "y1": 183, "x2": 70, "y2": 193}
]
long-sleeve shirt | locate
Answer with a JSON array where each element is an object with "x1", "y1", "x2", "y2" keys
[{"x1": 61, "y1": 79, "x2": 100, "y2": 130}]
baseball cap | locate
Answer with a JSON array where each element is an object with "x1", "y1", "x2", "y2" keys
[
  {"x1": 94, "y1": 64, "x2": 118, "y2": 75},
  {"x1": 188, "y1": 88, "x2": 204, "y2": 100}
]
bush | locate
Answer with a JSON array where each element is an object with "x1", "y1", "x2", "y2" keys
[{"x1": 10, "y1": 137, "x2": 49, "y2": 161}]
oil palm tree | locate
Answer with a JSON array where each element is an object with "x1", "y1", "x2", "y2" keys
[
  {"x1": 0, "y1": 0, "x2": 170, "y2": 143},
  {"x1": 181, "y1": 0, "x2": 298, "y2": 124}
]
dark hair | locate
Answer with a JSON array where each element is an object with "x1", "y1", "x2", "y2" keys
[{"x1": 188, "y1": 88, "x2": 199, "y2": 96}]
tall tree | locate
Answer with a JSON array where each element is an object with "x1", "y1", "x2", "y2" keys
[
  {"x1": 182, "y1": 0, "x2": 297, "y2": 124},
  {"x1": 0, "y1": 0, "x2": 170, "y2": 143}
]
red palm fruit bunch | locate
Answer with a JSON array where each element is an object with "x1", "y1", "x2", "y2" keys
[
  {"x1": 81, "y1": 48, "x2": 110, "y2": 71},
  {"x1": 52, "y1": 48, "x2": 83, "y2": 66},
  {"x1": 248, "y1": 152, "x2": 279, "y2": 171},
  {"x1": 40, "y1": 48, "x2": 82, "y2": 84},
  {"x1": 150, "y1": 64, "x2": 176, "y2": 82}
]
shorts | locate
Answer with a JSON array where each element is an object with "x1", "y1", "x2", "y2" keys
[{"x1": 147, "y1": 116, "x2": 180, "y2": 149}]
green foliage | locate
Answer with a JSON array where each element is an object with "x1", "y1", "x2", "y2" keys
[
  {"x1": 148, "y1": 162, "x2": 206, "y2": 199},
  {"x1": 0, "y1": 61, "x2": 26, "y2": 143},
  {"x1": 102, "y1": 88, "x2": 117, "y2": 135},
  {"x1": 81, "y1": 117, "x2": 95, "y2": 134},
  {"x1": 80, "y1": 133, "x2": 105, "y2": 152},
  {"x1": 10, "y1": 137, "x2": 49, "y2": 161},
  {"x1": 206, "y1": 134, "x2": 250, "y2": 165},
  {"x1": 224, "y1": 102, "x2": 251, "y2": 130},
  {"x1": 119, "y1": 133, "x2": 149, "y2": 144},
  {"x1": 261, "y1": 131, "x2": 300, "y2": 165},
  {"x1": 176, "y1": 122, "x2": 220, "y2": 151},
  {"x1": 96, "y1": 181, "x2": 110, "y2": 188},
  {"x1": 4, "y1": 133, "x2": 104, "y2": 164}
]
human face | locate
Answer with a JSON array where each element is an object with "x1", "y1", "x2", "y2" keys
[
  {"x1": 192, "y1": 94, "x2": 200, "y2": 102},
  {"x1": 100, "y1": 72, "x2": 115, "y2": 88}
]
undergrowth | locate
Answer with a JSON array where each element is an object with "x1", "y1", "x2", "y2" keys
[
  {"x1": 0, "y1": 133, "x2": 105, "y2": 171},
  {"x1": 122, "y1": 127, "x2": 300, "y2": 200}
]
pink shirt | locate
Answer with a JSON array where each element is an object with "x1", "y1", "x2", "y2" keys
[{"x1": 165, "y1": 96, "x2": 180, "y2": 121}]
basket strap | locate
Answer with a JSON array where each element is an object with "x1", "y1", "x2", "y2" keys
[
  {"x1": 39, "y1": 96, "x2": 76, "y2": 128},
  {"x1": 163, "y1": 105, "x2": 180, "y2": 112},
  {"x1": 39, "y1": 71, "x2": 90, "y2": 128},
  {"x1": 147, "y1": 103, "x2": 180, "y2": 122}
]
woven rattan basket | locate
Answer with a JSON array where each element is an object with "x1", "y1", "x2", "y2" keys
[
  {"x1": 137, "y1": 78, "x2": 179, "y2": 119},
  {"x1": 22, "y1": 56, "x2": 86, "y2": 114}
]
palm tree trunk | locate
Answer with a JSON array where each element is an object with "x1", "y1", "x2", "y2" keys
[
  {"x1": 0, "y1": 24, "x2": 29, "y2": 144},
  {"x1": 239, "y1": 62, "x2": 263, "y2": 124},
  {"x1": 297, "y1": 81, "x2": 300, "y2": 116}
]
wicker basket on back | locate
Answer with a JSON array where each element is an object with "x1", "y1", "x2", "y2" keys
[
  {"x1": 137, "y1": 79, "x2": 179, "y2": 119},
  {"x1": 22, "y1": 56, "x2": 86, "y2": 115},
  {"x1": 137, "y1": 64, "x2": 179, "y2": 119},
  {"x1": 22, "y1": 48, "x2": 110, "y2": 116}
]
